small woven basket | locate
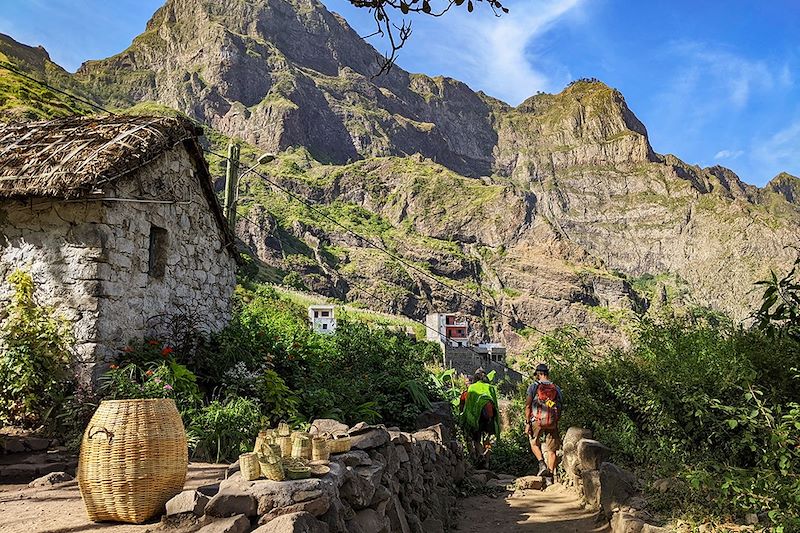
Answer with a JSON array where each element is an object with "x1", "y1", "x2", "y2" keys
[
  {"x1": 240, "y1": 452, "x2": 261, "y2": 481},
  {"x1": 259, "y1": 455, "x2": 285, "y2": 481},
  {"x1": 253, "y1": 430, "x2": 272, "y2": 453},
  {"x1": 311, "y1": 437, "x2": 330, "y2": 461},
  {"x1": 77, "y1": 399, "x2": 188, "y2": 523},
  {"x1": 292, "y1": 433, "x2": 312, "y2": 460},
  {"x1": 278, "y1": 435, "x2": 293, "y2": 458},
  {"x1": 286, "y1": 466, "x2": 311, "y2": 480},
  {"x1": 277, "y1": 422, "x2": 291, "y2": 437},
  {"x1": 328, "y1": 436, "x2": 352, "y2": 454}
]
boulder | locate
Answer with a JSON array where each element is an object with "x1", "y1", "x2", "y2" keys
[
  {"x1": 420, "y1": 517, "x2": 444, "y2": 533},
  {"x1": 385, "y1": 496, "x2": 411, "y2": 533},
  {"x1": 240, "y1": 478, "x2": 323, "y2": 514},
  {"x1": 581, "y1": 469, "x2": 602, "y2": 510},
  {"x1": 197, "y1": 514, "x2": 251, "y2": 533},
  {"x1": 259, "y1": 495, "x2": 331, "y2": 524},
  {"x1": 166, "y1": 489, "x2": 210, "y2": 516},
  {"x1": 411, "y1": 424, "x2": 446, "y2": 445},
  {"x1": 27, "y1": 471, "x2": 73, "y2": 488},
  {"x1": 311, "y1": 419, "x2": 349, "y2": 437},
  {"x1": 349, "y1": 508, "x2": 389, "y2": 533},
  {"x1": 253, "y1": 511, "x2": 329, "y2": 533},
  {"x1": 24, "y1": 437, "x2": 51, "y2": 452},
  {"x1": 226, "y1": 460, "x2": 241, "y2": 479},
  {"x1": 340, "y1": 464, "x2": 383, "y2": 509},
  {"x1": 333, "y1": 451, "x2": 372, "y2": 467},
  {"x1": 388, "y1": 431, "x2": 411, "y2": 445},
  {"x1": 611, "y1": 511, "x2": 645, "y2": 533},
  {"x1": 349, "y1": 429, "x2": 390, "y2": 450},
  {"x1": 599, "y1": 462, "x2": 637, "y2": 513},
  {"x1": 562, "y1": 427, "x2": 593, "y2": 454},
  {"x1": 576, "y1": 439, "x2": 611, "y2": 472},
  {"x1": 205, "y1": 487, "x2": 258, "y2": 518},
  {"x1": 515, "y1": 476, "x2": 545, "y2": 490}
]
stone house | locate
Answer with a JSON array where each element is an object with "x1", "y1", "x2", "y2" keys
[{"x1": 0, "y1": 115, "x2": 238, "y2": 378}]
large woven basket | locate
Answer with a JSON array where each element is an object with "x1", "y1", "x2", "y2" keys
[
  {"x1": 291, "y1": 433, "x2": 312, "y2": 460},
  {"x1": 277, "y1": 435, "x2": 293, "y2": 458},
  {"x1": 240, "y1": 452, "x2": 261, "y2": 481},
  {"x1": 77, "y1": 399, "x2": 188, "y2": 523},
  {"x1": 328, "y1": 436, "x2": 352, "y2": 454},
  {"x1": 312, "y1": 437, "x2": 330, "y2": 461}
]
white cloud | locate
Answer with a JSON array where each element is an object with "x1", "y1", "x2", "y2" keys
[
  {"x1": 406, "y1": 0, "x2": 584, "y2": 105},
  {"x1": 661, "y1": 41, "x2": 791, "y2": 112},
  {"x1": 714, "y1": 149, "x2": 744, "y2": 160},
  {"x1": 752, "y1": 120, "x2": 800, "y2": 178}
]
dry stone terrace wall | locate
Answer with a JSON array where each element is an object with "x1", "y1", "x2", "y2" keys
[
  {"x1": 186, "y1": 422, "x2": 465, "y2": 533},
  {"x1": 0, "y1": 146, "x2": 236, "y2": 380}
]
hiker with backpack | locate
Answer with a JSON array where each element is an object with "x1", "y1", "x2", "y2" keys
[
  {"x1": 525, "y1": 363, "x2": 563, "y2": 477},
  {"x1": 459, "y1": 367, "x2": 500, "y2": 468}
]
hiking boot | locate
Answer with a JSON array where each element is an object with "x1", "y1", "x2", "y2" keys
[{"x1": 536, "y1": 461, "x2": 550, "y2": 477}]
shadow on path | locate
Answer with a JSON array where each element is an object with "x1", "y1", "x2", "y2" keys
[{"x1": 456, "y1": 483, "x2": 609, "y2": 533}]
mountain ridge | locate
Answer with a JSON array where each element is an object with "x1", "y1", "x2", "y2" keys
[{"x1": 1, "y1": 0, "x2": 798, "y2": 350}]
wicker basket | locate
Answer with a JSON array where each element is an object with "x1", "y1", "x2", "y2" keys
[
  {"x1": 240, "y1": 452, "x2": 261, "y2": 481},
  {"x1": 277, "y1": 435, "x2": 293, "y2": 458},
  {"x1": 253, "y1": 430, "x2": 270, "y2": 454},
  {"x1": 291, "y1": 433, "x2": 312, "y2": 460},
  {"x1": 259, "y1": 455, "x2": 285, "y2": 481},
  {"x1": 328, "y1": 436, "x2": 352, "y2": 454},
  {"x1": 312, "y1": 437, "x2": 330, "y2": 461},
  {"x1": 286, "y1": 466, "x2": 311, "y2": 480},
  {"x1": 277, "y1": 422, "x2": 291, "y2": 437},
  {"x1": 77, "y1": 399, "x2": 188, "y2": 523}
]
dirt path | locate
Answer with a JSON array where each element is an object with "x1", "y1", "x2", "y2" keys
[
  {"x1": 0, "y1": 463, "x2": 227, "y2": 533},
  {"x1": 456, "y1": 483, "x2": 610, "y2": 533}
]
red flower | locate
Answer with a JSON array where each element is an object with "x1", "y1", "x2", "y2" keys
[
  {"x1": 161, "y1": 346, "x2": 174, "y2": 357},
  {"x1": 145, "y1": 370, "x2": 154, "y2": 377},
  {"x1": 148, "y1": 339, "x2": 159, "y2": 346},
  {"x1": 122, "y1": 346, "x2": 134, "y2": 353},
  {"x1": 109, "y1": 364, "x2": 119, "y2": 370}
]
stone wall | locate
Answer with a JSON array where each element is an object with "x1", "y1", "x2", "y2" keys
[
  {"x1": 173, "y1": 421, "x2": 465, "y2": 533},
  {"x1": 0, "y1": 145, "x2": 236, "y2": 379},
  {"x1": 561, "y1": 427, "x2": 668, "y2": 533},
  {"x1": 444, "y1": 348, "x2": 523, "y2": 387}
]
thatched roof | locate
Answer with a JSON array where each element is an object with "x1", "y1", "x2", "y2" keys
[{"x1": 0, "y1": 115, "x2": 237, "y2": 256}]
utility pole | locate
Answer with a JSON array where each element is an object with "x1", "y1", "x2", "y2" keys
[{"x1": 223, "y1": 142, "x2": 240, "y2": 230}]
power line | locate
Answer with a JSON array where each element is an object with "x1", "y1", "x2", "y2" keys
[
  {"x1": 0, "y1": 61, "x2": 113, "y2": 115},
  {"x1": 204, "y1": 148, "x2": 543, "y2": 335}
]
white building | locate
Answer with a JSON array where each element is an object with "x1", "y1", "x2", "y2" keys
[
  {"x1": 425, "y1": 312, "x2": 469, "y2": 347},
  {"x1": 309, "y1": 305, "x2": 336, "y2": 334}
]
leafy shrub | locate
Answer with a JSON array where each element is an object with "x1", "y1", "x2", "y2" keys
[
  {"x1": 490, "y1": 425, "x2": 537, "y2": 477},
  {"x1": 186, "y1": 396, "x2": 262, "y2": 463},
  {"x1": 100, "y1": 360, "x2": 202, "y2": 408},
  {"x1": 221, "y1": 363, "x2": 299, "y2": 425},
  {"x1": 0, "y1": 270, "x2": 72, "y2": 427},
  {"x1": 525, "y1": 311, "x2": 800, "y2": 528}
]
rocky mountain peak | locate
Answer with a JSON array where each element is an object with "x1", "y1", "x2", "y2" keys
[
  {"x1": 0, "y1": 33, "x2": 53, "y2": 72},
  {"x1": 767, "y1": 172, "x2": 800, "y2": 204}
]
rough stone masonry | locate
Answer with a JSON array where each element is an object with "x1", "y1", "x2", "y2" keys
[{"x1": 0, "y1": 144, "x2": 237, "y2": 379}]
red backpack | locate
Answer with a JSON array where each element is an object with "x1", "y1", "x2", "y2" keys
[{"x1": 533, "y1": 382, "x2": 560, "y2": 428}]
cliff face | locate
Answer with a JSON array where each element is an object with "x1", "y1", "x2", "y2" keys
[
  {"x1": 74, "y1": 0, "x2": 498, "y2": 176},
  {"x1": 2, "y1": 0, "x2": 799, "y2": 346}
]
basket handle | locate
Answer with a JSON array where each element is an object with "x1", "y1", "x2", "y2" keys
[{"x1": 88, "y1": 426, "x2": 114, "y2": 444}]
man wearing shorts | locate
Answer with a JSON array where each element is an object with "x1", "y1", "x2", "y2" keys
[{"x1": 525, "y1": 363, "x2": 563, "y2": 477}]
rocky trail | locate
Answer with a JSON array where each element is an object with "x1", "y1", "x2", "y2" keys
[
  {"x1": 0, "y1": 469, "x2": 609, "y2": 533},
  {"x1": 456, "y1": 484, "x2": 608, "y2": 533}
]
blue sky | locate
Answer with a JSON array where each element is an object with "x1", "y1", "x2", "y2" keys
[{"x1": 2, "y1": 0, "x2": 798, "y2": 185}]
